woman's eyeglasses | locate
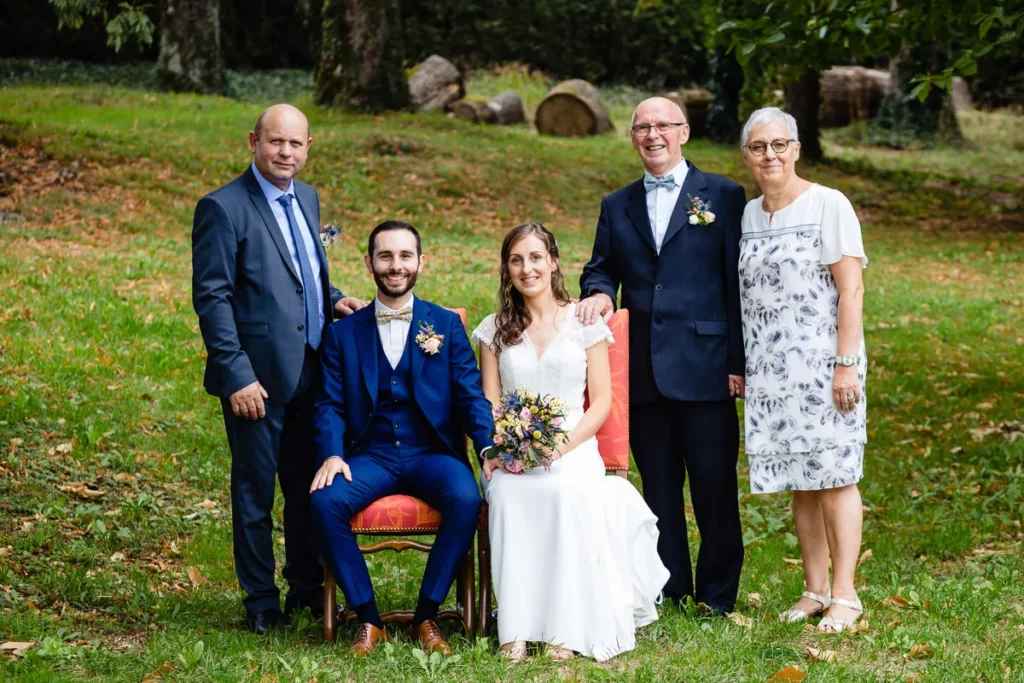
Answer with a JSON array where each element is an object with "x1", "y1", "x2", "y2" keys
[{"x1": 746, "y1": 138, "x2": 796, "y2": 155}]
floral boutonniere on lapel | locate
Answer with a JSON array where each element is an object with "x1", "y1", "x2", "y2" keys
[
  {"x1": 320, "y1": 223, "x2": 341, "y2": 248},
  {"x1": 686, "y1": 194, "x2": 716, "y2": 226},
  {"x1": 415, "y1": 321, "x2": 444, "y2": 355}
]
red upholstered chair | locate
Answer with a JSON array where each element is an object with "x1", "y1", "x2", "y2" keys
[
  {"x1": 322, "y1": 309, "x2": 476, "y2": 641},
  {"x1": 476, "y1": 308, "x2": 631, "y2": 633}
]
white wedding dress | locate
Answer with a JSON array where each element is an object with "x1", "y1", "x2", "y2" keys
[{"x1": 471, "y1": 304, "x2": 669, "y2": 661}]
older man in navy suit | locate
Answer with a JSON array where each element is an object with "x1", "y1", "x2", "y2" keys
[
  {"x1": 309, "y1": 221, "x2": 494, "y2": 657},
  {"x1": 578, "y1": 97, "x2": 746, "y2": 614},
  {"x1": 192, "y1": 104, "x2": 366, "y2": 633}
]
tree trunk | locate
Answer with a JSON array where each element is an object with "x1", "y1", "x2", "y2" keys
[
  {"x1": 451, "y1": 91, "x2": 525, "y2": 125},
  {"x1": 315, "y1": 0, "x2": 410, "y2": 112},
  {"x1": 875, "y1": 42, "x2": 962, "y2": 145},
  {"x1": 157, "y1": 0, "x2": 223, "y2": 94},
  {"x1": 784, "y1": 68, "x2": 823, "y2": 162},
  {"x1": 408, "y1": 55, "x2": 464, "y2": 111},
  {"x1": 705, "y1": 47, "x2": 743, "y2": 144},
  {"x1": 534, "y1": 79, "x2": 613, "y2": 137}
]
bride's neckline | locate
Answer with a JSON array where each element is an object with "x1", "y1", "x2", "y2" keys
[{"x1": 522, "y1": 302, "x2": 573, "y2": 361}]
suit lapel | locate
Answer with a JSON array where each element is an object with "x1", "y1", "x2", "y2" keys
[
  {"x1": 410, "y1": 297, "x2": 429, "y2": 388},
  {"x1": 661, "y1": 162, "x2": 709, "y2": 250},
  {"x1": 625, "y1": 179, "x2": 658, "y2": 254},
  {"x1": 245, "y1": 168, "x2": 301, "y2": 284},
  {"x1": 355, "y1": 309, "x2": 379, "y2": 405}
]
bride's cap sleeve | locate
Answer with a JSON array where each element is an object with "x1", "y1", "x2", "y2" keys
[
  {"x1": 579, "y1": 316, "x2": 615, "y2": 349},
  {"x1": 470, "y1": 313, "x2": 499, "y2": 352}
]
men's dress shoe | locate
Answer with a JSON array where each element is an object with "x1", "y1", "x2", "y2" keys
[
  {"x1": 349, "y1": 623, "x2": 387, "y2": 657},
  {"x1": 245, "y1": 608, "x2": 286, "y2": 635},
  {"x1": 415, "y1": 620, "x2": 452, "y2": 655}
]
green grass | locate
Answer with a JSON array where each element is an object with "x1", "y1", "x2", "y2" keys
[{"x1": 1, "y1": 81, "x2": 1023, "y2": 682}]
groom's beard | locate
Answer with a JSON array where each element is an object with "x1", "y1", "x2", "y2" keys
[{"x1": 373, "y1": 267, "x2": 419, "y2": 298}]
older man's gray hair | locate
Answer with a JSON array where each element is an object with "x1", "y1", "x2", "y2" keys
[
  {"x1": 630, "y1": 100, "x2": 687, "y2": 130},
  {"x1": 740, "y1": 107, "x2": 799, "y2": 148}
]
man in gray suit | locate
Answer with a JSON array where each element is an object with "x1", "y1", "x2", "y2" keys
[{"x1": 192, "y1": 104, "x2": 366, "y2": 633}]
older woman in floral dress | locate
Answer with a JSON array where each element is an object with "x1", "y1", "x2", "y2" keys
[{"x1": 738, "y1": 107, "x2": 868, "y2": 633}]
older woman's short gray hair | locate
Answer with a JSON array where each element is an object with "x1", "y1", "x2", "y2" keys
[{"x1": 740, "y1": 107, "x2": 799, "y2": 148}]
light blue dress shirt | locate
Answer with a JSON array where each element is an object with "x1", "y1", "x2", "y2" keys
[{"x1": 251, "y1": 162, "x2": 325, "y2": 332}]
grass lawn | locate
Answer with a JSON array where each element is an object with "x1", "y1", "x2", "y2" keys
[{"x1": 0, "y1": 81, "x2": 1023, "y2": 682}]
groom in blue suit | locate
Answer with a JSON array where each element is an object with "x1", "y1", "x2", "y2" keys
[
  {"x1": 578, "y1": 97, "x2": 746, "y2": 614},
  {"x1": 310, "y1": 221, "x2": 494, "y2": 656}
]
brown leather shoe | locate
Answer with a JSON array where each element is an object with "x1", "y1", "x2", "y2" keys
[
  {"x1": 415, "y1": 619, "x2": 452, "y2": 655},
  {"x1": 348, "y1": 623, "x2": 387, "y2": 657}
]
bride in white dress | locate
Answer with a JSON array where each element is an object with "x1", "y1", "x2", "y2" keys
[{"x1": 471, "y1": 221, "x2": 669, "y2": 662}]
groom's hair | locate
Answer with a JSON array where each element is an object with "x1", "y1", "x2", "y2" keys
[{"x1": 368, "y1": 220, "x2": 422, "y2": 257}]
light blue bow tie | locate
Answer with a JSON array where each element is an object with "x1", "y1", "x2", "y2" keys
[{"x1": 643, "y1": 173, "x2": 675, "y2": 192}]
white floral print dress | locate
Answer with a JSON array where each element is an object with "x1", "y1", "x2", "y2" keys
[{"x1": 739, "y1": 184, "x2": 868, "y2": 493}]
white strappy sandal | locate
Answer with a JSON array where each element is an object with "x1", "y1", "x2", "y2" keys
[
  {"x1": 817, "y1": 596, "x2": 863, "y2": 633},
  {"x1": 778, "y1": 589, "x2": 832, "y2": 624}
]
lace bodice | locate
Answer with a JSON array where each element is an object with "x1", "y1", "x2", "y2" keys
[{"x1": 471, "y1": 303, "x2": 614, "y2": 414}]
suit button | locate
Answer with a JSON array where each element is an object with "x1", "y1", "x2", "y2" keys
[
  {"x1": 655, "y1": 315, "x2": 663, "y2": 324},
  {"x1": 392, "y1": 380, "x2": 397, "y2": 385},
  {"x1": 394, "y1": 424, "x2": 400, "y2": 429},
  {"x1": 655, "y1": 284, "x2": 663, "y2": 291},
  {"x1": 395, "y1": 440, "x2": 401, "y2": 446},
  {"x1": 298, "y1": 324, "x2": 304, "y2": 331},
  {"x1": 296, "y1": 288, "x2": 303, "y2": 295}
]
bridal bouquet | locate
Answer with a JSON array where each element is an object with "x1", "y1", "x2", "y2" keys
[{"x1": 490, "y1": 389, "x2": 570, "y2": 473}]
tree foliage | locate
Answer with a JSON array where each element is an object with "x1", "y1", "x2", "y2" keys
[{"x1": 48, "y1": 0, "x2": 155, "y2": 53}]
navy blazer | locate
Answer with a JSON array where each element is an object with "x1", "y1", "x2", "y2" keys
[
  {"x1": 580, "y1": 161, "x2": 746, "y2": 403},
  {"x1": 313, "y1": 298, "x2": 495, "y2": 468},
  {"x1": 192, "y1": 167, "x2": 343, "y2": 402}
]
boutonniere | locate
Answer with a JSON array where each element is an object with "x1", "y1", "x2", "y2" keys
[
  {"x1": 320, "y1": 223, "x2": 341, "y2": 248},
  {"x1": 686, "y1": 194, "x2": 716, "y2": 226},
  {"x1": 415, "y1": 321, "x2": 444, "y2": 355}
]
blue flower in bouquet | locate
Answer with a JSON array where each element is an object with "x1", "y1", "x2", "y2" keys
[{"x1": 491, "y1": 388, "x2": 569, "y2": 473}]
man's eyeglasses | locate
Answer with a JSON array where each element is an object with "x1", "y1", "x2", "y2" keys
[
  {"x1": 745, "y1": 138, "x2": 796, "y2": 156},
  {"x1": 631, "y1": 122, "x2": 686, "y2": 137}
]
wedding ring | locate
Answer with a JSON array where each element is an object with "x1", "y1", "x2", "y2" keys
[{"x1": 846, "y1": 394, "x2": 855, "y2": 401}]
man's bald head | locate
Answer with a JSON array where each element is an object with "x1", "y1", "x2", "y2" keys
[
  {"x1": 248, "y1": 104, "x2": 313, "y2": 191},
  {"x1": 254, "y1": 104, "x2": 310, "y2": 141},
  {"x1": 630, "y1": 97, "x2": 690, "y2": 177}
]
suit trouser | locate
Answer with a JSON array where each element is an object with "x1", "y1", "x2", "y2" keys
[
  {"x1": 222, "y1": 349, "x2": 322, "y2": 614},
  {"x1": 310, "y1": 451, "x2": 482, "y2": 610},
  {"x1": 630, "y1": 397, "x2": 744, "y2": 611}
]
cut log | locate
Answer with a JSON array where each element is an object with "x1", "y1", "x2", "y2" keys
[
  {"x1": 408, "y1": 55, "x2": 464, "y2": 112},
  {"x1": 450, "y1": 91, "x2": 525, "y2": 125},
  {"x1": 535, "y1": 79, "x2": 613, "y2": 137},
  {"x1": 663, "y1": 89, "x2": 712, "y2": 138},
  {"x1": 820, "y1": 66, "x2": 891, "y2": 128}
]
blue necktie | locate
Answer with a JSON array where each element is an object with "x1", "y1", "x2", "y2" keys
[
  {"x1": 277, "y1": 194, "x2": 322, "y2": 350},
  {"x1": 643, "y1": 172, "x2": 675, "y2": 192}
]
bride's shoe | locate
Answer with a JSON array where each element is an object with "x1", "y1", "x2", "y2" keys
[
  {"x1": 499, "y1": 640, "x2": 528, "y2": 662},
  {"x1": 817, "y1": 596, "x2": 863, "y2": 633},
  {"x1": 545, "y1": 645, "x2": 574, "y2": 661},
  {"x1": 778, "y1": 589, "x2": 831, "y2": 624}
]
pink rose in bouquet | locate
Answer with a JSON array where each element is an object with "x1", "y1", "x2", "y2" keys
[{"x1": 489, "y1": 388, "x2": 570, "y2": 473}]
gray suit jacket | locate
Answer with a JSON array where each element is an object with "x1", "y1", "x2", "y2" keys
[{"x1": 192, "y1": 166, "x2": 344, "y2": 403}]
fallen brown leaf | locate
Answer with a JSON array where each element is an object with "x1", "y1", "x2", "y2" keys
[
  {"x1": 769, "y1": 665, "x2": 806, "y2": 682},
  {"x1": 58, "y1": 484, "x2": 106, "y2": 500},
  {"x1": 909, "y1": 643, "x2": 933, "y2": 659},
  {"x1": 187, "y1": 566, "x2": 208, "y2": 588},
  {"x1": 727, "y1": 612, "x2": 753, "y2": 628},
  {"x1": 857, "y1": 548, "x2": 873, "y2": 567},
  {"x1": 806, "y1": 646, "x2": 838, "y2": 662},
  {"x1": 0, "y1": 642, "x2": 36, "y2": 657},
  {"x1": 783, "y1": 557, "x2": 802, "y2": 565},
  {"x1": 882, "y1": 594, "x2": 910, "y2": 609},
  {"x1": 195, "y1": 499, "x2": 218, "y2": 509},
  {"x1": 141, "y1": 661, "x2": 173, "y2": 682},
  {"x1": 55, "y1": 442, "x2": 73, "y2": 454},
  {"x1": 745, "y1": 592, "x2": 763, "y2": 607}
]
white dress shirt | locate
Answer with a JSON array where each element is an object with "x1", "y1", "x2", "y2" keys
[
  {"x1": 375, "y1": 295, "x2": 414, "y2": 369},
  {"x1": 645, "y1": 159, "x2": 689, "y2": 254},
  {"x1": 251, "y1": 162, "x2": 325, "y2": 331}
]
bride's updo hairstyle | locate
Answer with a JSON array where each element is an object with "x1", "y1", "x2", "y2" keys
[{"x1": 494, "y1": 221, "x2": 571, "y2": 349}]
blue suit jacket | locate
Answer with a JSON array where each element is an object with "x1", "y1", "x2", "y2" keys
[
  {"x1": 192, "y1": 167, "x2": 343, "y2": 403},
  {"x1": 580, "y1": 161, "x2": 746, "y2": 403},
  {"x1": 313, "y1": 297, "x2": 495, "y2": 468}
]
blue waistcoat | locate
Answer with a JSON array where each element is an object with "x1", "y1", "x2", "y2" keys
[{"x1": 358, "y1": 328, "x2": 446, "y2": 459}]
